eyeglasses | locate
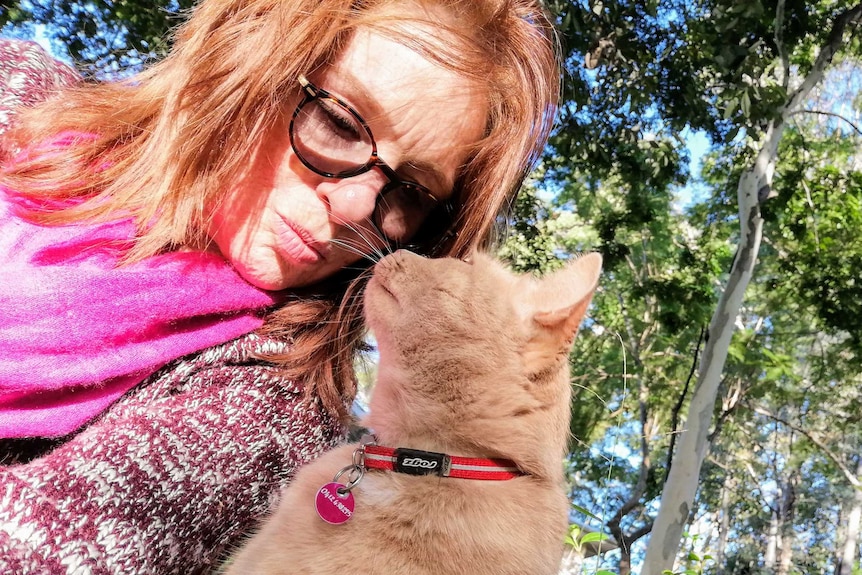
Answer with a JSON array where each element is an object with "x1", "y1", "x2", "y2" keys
[{"x1": 289, "y1": 75, "x2": 445, "y2": 247}]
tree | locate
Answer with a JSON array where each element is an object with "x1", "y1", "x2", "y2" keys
[
  {"x1": 502, "y1": 159, "x2": 727, "y2": 573},
  {"x1": 545, "y1": 1, "x2": 862, "y2": 570},
  {"x1": 1, "y1": 0, "x2": 193, "y2": 76}
]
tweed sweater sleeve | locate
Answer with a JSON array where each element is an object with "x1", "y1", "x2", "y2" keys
[{"x1": 0, "y1": 333, "x2": 347, "y2": 575}]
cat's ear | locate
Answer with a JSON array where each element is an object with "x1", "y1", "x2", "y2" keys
[{"x1": 530, "y1": 253, "x2": 602, "y2": 345}]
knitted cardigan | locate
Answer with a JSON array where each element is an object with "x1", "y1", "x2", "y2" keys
[
  {"x1": 0, "y1": 333, "x2": 346, "y2": 574},
  {"x1": 0, "y1": 40, "x2": 348, "y2": 573},
  {"x1": 0, "y1": 39, "x2": 79, "y2": 137}
]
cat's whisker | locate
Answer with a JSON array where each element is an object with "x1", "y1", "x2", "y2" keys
[
  {"x1": 328, "y1": 232, "x2": 385, "y2": 265},
  {"x1": 569, "y1": 382, "x2": 614, "y2": 409},
  {"x1": 326, "y1": 214, "x2": 403, "y2": 264},
  {"x1": 328, "y1": 238, "x2": 379, "y2": 264},
  {"x1": 330, "y1": 216, "x2": 389, "y2": 261},
  {"x1": 339, "y1": 264, "x2": 377, "y2": 274}
]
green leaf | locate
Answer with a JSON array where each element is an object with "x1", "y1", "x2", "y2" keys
[
  {"x1": 741, "y1": 90, "x2": 751, "y2": 118},
  {"x1": 723, "y1": 97, "x2": 738, "y2": 120},
  {"x1": 581, "y1": 531, "x2": 609, "y2": 543},
  {"x1": 571, "y1": 503, "x2": 604, "y2": 522}
]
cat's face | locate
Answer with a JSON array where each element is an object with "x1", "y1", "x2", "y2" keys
[
  {"x1": 363, "y1": 250, "x2": 601, "y2": 468},
  {"x1": 365, "y1": 251, "x2": 521, "y2": 378}
]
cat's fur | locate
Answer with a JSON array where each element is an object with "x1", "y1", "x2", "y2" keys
[{"x1": 224, "y1": 249, "x2": 601, "y2": 575}]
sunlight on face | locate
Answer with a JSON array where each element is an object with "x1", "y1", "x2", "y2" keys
[{"x1": 205, "y1": 19, "x2": 487, "y2": 291}]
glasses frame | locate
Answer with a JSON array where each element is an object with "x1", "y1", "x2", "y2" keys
[{"x1": 289, "y1": 75, "x2": 446, "y2": 247}]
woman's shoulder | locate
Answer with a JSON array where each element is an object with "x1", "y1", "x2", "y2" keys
[
  {"x1": 0, "y1": 38, "x2": 80, "y2": 92},
  {"x1": 137, "y1": 333, "x2": 296, "y2": 398},
  {"x1": 0, "y1": 38, "x2": 80, "y2": 137}
]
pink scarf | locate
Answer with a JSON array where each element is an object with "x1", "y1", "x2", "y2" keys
[{"x1": 0, "y1": 191, "x2": 282, "y2": 438}]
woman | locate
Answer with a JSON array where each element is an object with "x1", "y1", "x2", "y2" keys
[{"x1": 0, "y1": 0, "x2": 560, "y2": 572}]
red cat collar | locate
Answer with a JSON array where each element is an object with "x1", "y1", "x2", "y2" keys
[{"x1": 362, "y1": 444, "x2": 524, "y2": 481}]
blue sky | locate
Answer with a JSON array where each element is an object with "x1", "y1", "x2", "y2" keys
[{"x1": 680, "y1": 128, "x2": 712, "y2": 207}]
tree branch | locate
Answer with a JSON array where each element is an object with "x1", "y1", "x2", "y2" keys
[
  {"x1": 789, "y1": 109, "x2": 862, "y2": 136},
  {"x1": 626, "y1": 521, "x2": 654, "y2": 545},
  {"x1": 784, "y1": 3, "x2": 862, "y2": 115},
  {"x1": 774, "y1": 0, "x2": 790, "y2": 90},
  {"x1": 708, "y1": 376, "x2": 745, "y2": 444},
  {"x1": 607, "y1": 385, "x2": 654, "y2": 544},
  {"x1": 750, "y1": 404, "x2": 861, "y2": 488}
]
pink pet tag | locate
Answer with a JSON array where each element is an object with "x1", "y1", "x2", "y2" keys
[{"x1": 315, "y1": 482, "x2": 355, "y2": 525}]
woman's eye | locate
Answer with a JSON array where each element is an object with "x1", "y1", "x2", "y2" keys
[{"x1": 318, "y1": 100, "x2": 362, "y2": 141}]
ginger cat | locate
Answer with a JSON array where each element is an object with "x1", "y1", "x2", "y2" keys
[{"x1": 224, "y1": 249, "x2": 601, "y2": 575}]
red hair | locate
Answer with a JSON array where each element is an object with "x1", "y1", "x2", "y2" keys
[{"x1": 1, "y1": 0, "x2": 561, "y2": 419}]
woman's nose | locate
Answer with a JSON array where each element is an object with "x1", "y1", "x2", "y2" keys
[{"x1": 320, "y1": 169, "x2": 388, "y2": 226}]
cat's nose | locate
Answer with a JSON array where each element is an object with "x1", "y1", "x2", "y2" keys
[{"x1": 374, "y1": 249, "x2": 422, "y2": 273}]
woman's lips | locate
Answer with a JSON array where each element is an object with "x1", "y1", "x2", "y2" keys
[{"x1": 276, "y1": 218, "x2": 325, "y2": 264}]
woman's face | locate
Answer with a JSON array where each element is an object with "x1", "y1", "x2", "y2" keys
[{"x1": 206, "y1": 25, "x2": 488, "y2": 291}]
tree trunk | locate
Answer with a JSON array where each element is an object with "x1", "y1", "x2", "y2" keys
[
  {"x1": 777, "y1": 471, "x2": 798, "y2": 575},
  {"x1": 835, "y1": 506, "x2": 849, "y2": 575},
  {"x1": 764, "y1": 507, "x2": 780, "y2": 571},
  {"x1": 641, "y1": 114, "x2": 772, "y2": 575},
  {"x1": 715, "y1": 475, "x2": 732, "y2": 572},
  {"x1": 778, "y1": 535, "x2": 795, "y2": 575},
  {"x1": 607, "y1": 379, "x2": 654, "y2": 575},
  {"x1": 640, "y1": 6, "x2": 862, "y2": 573},
  {"x1": 836, "y1": 457, "x2": 862, "y2": 575},
  {"x1": 618, "y1": 549, "x2": 632, "y2": 575}
]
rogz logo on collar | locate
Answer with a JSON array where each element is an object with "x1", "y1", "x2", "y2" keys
[{"x1": 394, "y1": 448, "x2": 451, "y2": 477}]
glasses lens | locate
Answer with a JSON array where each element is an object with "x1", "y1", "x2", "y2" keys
[
  {"x1": 292, "y1": 97, "x2": 373, "y2": 176},
  {"x1": 374, "y1": 183, "x2": 439, "y2": 244}
]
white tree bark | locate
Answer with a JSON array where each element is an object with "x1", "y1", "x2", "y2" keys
[
  {"x1": 714, "y1": 476, "x2": 732, "y2": 570},
  {"x1": 837, "y1": 458, "x2": 862, "y2": 575},
  {"x1": 764, "y1": 508, "x2": 780, "y2": 570},
  {"x1": 640, "y1": 5, "x2": 862, "y2": 573}
]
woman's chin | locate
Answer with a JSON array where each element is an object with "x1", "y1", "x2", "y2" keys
[{"x1": 231, "y1": 257, "x2": 293, "y2": 292}]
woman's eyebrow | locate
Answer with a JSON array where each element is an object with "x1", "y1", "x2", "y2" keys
[{"x1": 324, "y1": 71, "x2": 387, "y2": 125}]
